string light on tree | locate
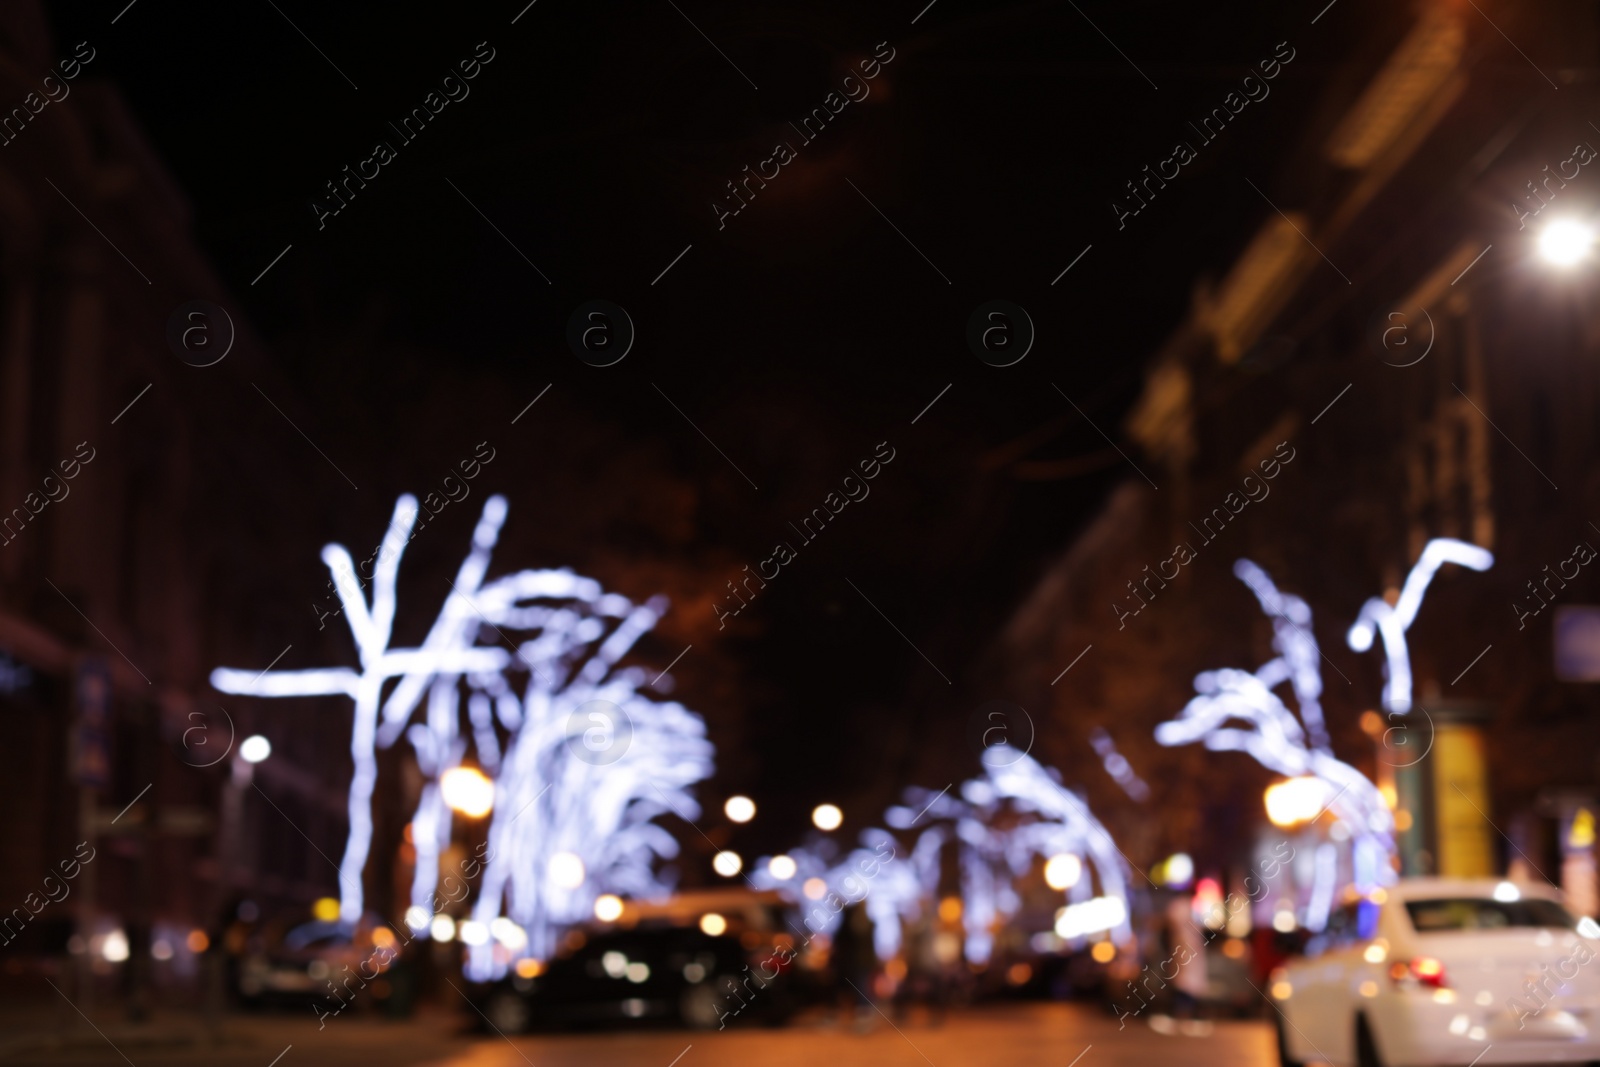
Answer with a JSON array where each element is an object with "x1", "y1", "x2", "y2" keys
[
  {"x1": 211, "y1": 493, "x2": 713, "y2": 975},
  {"x1": 1156, "y1": 557, "x2": 1399, "y2": 927},
  {"x1": 1346, "y1": 538, "x2": 1493, "y2": 714}
]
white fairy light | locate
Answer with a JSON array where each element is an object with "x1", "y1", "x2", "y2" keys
[
  {"x1": 749, "y1": 747, "x2": 1130, "y2": 965},
  {"x1": 1346, "y1": 538, "x2": 1493, "y2": 714},
  {"x1": 1156, "y1": 558, "x2": 1397, "y2": 919},
  {"x1": 212, "y1": 494, "x2": 713, "y2": 971}
]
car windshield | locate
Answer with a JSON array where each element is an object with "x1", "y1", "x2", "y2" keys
[{"x1": 1405, "y1": 897, "x2": 1576, "y2": 932}]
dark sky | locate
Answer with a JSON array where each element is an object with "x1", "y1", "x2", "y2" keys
[{"x1": 48, "y1": 0, "x2": 1356, "y2": 853}]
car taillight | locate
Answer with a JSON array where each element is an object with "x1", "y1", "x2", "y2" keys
[{"x1": 1389, "y1": 956, "x2": 1447, "y2": 988}]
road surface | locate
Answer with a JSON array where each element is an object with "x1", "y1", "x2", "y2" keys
[{"x1": 0, "y1": 1004, "x2": 1282, "y2": 1066}]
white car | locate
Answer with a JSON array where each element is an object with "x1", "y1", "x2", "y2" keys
[{"x1": 1272, "y1": 877, "x2": 1600, "y2": 1066}]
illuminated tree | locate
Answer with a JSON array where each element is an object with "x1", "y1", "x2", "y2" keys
[
  {"x1": 1155, "y1": 558, "x2": 1394, "y2": 924},
  {"x1": 752, "y1": 746, "x2": 1131, "y2": 963},
  {"x1": 212, "y1": 494, "x2": 712, "y2": 972}
]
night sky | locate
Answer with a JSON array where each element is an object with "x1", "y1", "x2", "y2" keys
[{"x1": 47, "y1": 0, "x2": 1361, "y2": 854}]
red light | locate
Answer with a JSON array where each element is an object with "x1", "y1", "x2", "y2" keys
[
  {"x1": 1411, "y1": 956, "x2": 1447, "y2": 988},
  {"x1": 1389, "y1": 956, "x2": 1447, "y2": 988}
]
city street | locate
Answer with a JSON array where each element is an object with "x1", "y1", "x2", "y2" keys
[
  {"x1": 0, "y1": 1006, "x2": 1279, "y2": 1067},
  {"x1": 3, "y1": 2, "x2": 1598, "y2": 1066}
]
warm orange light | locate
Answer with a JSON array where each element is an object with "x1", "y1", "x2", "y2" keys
[
  {"x1": 371, "y1": 926, "x2": 396, "y2": 949},
  {"x1": 938, "y1": 896, "x2": 963, "y2": 923},
  {"x1": 186, "y1": 930, "x2": 209, "y2": 953},
  {"x1": 1090, "y1": 940, "x2": 1117, "y2": 963},
  {"x1": 515, "y1": 958, "x2": 544, "y2": 978},
  {"x1": 1006, "y1": 962, "x2": 1033, "y2": 985},
  {"x1": 440, "y1": 766, "x2": 495, "y2": 818}
]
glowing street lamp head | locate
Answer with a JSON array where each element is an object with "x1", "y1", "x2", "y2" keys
[
  {"x1": 440, "y1": 766, "x2": 494, "y2": 818},
  {"x1": 239, "y1": 735, "x2": 272, "y2": 763},
  {"x1": 1265, "y1": 776, "x2": 1334, "y2": 827},
  {"x1": 1044, "y1": 853, "x2": 1083, "y2": 891},
  {"x1": 724, "y1": 795, "x2": 755, "y2": 823},
  {"x1": 1160, "y1": 852, "x2": 1195, "y2": 889},
  {"x1": 549, "y1": 851, "x2": 586, "y2": 889},
  {"x1": 767, "y1": 854, "x2": 798, "y2": 880},
  {"x1": 594, "y1": 894, "x2": 624, "y2": 922},
  {"x1": 1539, "y1": 217, "x2": 1597, "y2": 267},
  {"x1": 712, "y1": 850, "x2": 743, "y2": 877},
  {"x1": 811, "y1": 803, "x2": 843, "y2": 831}
]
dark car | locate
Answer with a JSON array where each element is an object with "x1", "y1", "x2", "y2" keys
[{"x1": 481, "y1": 925, "x2": 794, "y2": 1032}]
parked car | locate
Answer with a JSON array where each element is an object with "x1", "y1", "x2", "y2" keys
[
  {"x1": 1272, "y1": 877, "x2": 1600, "y2": 1066},
  {"x1": 481, "y1": 924, "x2": 794, "y2": 1032}
]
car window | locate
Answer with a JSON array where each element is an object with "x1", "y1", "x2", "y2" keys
[{"x1": 1405, "y1": 897, "x2": 1576, "y2": 932}]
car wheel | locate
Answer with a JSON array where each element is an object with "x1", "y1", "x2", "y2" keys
[
  {"x1": 1274, "y1": 1014, "x2": 1304, "y2": 1067},
  {"x1": 680, "y1": 983, "x2": 723, "y2": 1030},
  {"x1": 1355, "y1": 1014, "x2": 1386, "y2": 1067},
  {"x1": 486, "y1": 990, "x2": 531, "y2": 1034}
]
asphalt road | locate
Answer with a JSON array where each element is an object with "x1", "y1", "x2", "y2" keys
[{"x1": 0, "y1": 1004, "x2": 1281, "y2": 1067}]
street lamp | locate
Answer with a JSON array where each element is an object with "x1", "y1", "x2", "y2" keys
[
  {"x1": 712, "y1": 850, "x2": 742, "y2": 877},
  {"x1": 1538, "y1": 217, "x2": 1596, "y2": 268},
  {"x1": 1264, "y1": 776, "x2": 1334, "y2": 827},
  {"x1": 1044, "y1": 853, "x2": 1082, "y2": 890},
  {"x1": 811, "y1": 803, "x2": 842, "y2": 831},
  {"x1": 548, "y1": 851, "x2": 585, "y2": 889},
  {"x1": 724, "y1": 795, "x2": 755, "y2": 823},
  {"x1": 239, "y1": 735, "x2": 272, "y2": 763},
  {"x1": 440, "y1": 766, "x2": 494, "y2": 818}
]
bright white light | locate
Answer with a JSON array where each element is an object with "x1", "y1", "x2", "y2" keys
[
  {"x1": 767, "y1": 854, "x2": 797, "y2": 880},
  {"x1": 1540, "y1": 218, "x2": 1596, "y2": 267},
  {"x1": 1577, "y1": 916, "x2": 1600, "y2": 940},
  {"x1": 1272, "y1": 910, "x2": 1297, "y2": 933},
  {"x1": 812, "y1": 804, "x2": 843, "y2": 831},
  {"x1": 405, "y1": 905, "x2": 431, "y2": 931},
  {"x1": 602, "y1": 950, "x2": 628, "y2": 978},
  {"x1": 625, "y1": 961, "x2": 650, "y2": 983},
  {"x1": 549, "y1": 851, "x2": 586, "y2": 889},
  {"x1": 440, "y1": 766, "x2": 495, "y2": 818},
  {"x1": 1044, "y1": 854, "x2": 1083, "y2": 891},
  {"x1": 102, "y1": 930, "x2": 130, "y2": 963},
  {"x1": 1346, "y1": 539, "x2": 1493, "y2": 714},
  {"x1": 239, "y1": 735, "x2": 272, "y2": 763},
  {"x1": 1265, "y1": 776, "x2": 1334, "y2": 827},
  {"x1": 724, "y1": 796, "x2": 755, "y2": 823},
  {"x1": 459, "y1": 920, "x2": 490, "y2": 946},
  {"x1": 699, "y1": 912, "x2": 727, "y2": 936},
  {"x1": 712, "y1": 850, "x2": 742, "y2": 877},
  {"x1": 1162, "y1": 853, "x2": 1195, "y2": 888},
  {"x1": 430, "y1": 915, "x2": 456, "y2": 942},
  {"x1": 1054, "y1": 896, "x2": 1128, "y2": 940},
  {"x1": 1493, "y1": 881, "x2": 1521, "y2": 903},
  {"x1": 594, "y1": 894, "x2": 624, "y2": 922},
  {"x1": 490, "y1": 917, "x2": 526, "y2": 949}
]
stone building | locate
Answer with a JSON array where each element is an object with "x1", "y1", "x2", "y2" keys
[
  {"x1": 999, "y1": 0, "x2": 1600, "y2": 902},
  {"x1": 0, "y1": 0, "x2": 347, "y2": 1009}
]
